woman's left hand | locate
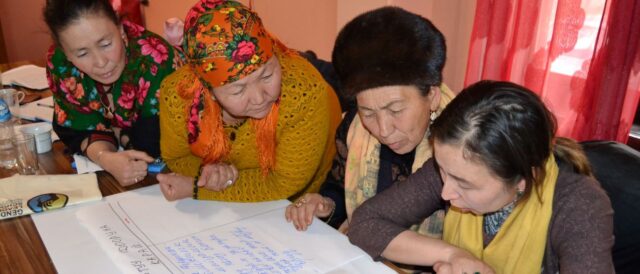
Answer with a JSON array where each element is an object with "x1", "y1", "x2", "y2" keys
[
  {"x1": 433, "y1": 248, "x2": 495, "y2": 274},
  {"x1": 157, "y1": 173, "x2": 194, "y2": 201},
  {"x1": 197, "y1": 163, "x2": 239, "y2": 192}
]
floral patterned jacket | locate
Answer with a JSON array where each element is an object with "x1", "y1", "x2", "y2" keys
[{"x1": 46, "y1": 20, "x2": 183, "y2": 156}]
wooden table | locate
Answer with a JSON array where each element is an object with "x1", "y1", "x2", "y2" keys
[{"x1": 0, "y1": 141, "x2": 159, "y2": 274}]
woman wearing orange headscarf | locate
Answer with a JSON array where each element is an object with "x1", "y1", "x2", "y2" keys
[{"x1": 157, "y1": 0, "x2": 341, "y2": 202}]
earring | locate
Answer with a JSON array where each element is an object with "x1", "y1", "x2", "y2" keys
[
  {"x1": 516, "y1": 189, "x2": 524, "y2": 197},
  {"x1": 430, "y1": 111, "x2": 438, "y2": 122},
  {"x1": 120, "y1": 27, "x2": 129, "y2": 48}
]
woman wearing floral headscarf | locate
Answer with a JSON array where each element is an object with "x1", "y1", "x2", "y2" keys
[
  {"x1": 156, "y1": 0, "x2": 342, "y2": 202},
  {"x1": 44, "y1": 0, "x2": 183, "y2": 186}
]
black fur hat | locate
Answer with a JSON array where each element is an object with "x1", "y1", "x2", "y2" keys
[{"x1": 332, "y1": 6, "x2": 446, "y2": 98}]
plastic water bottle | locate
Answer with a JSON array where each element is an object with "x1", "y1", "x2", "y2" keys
[{"x1": 0, "y1": 98, "x2": 16, "y2": 168}]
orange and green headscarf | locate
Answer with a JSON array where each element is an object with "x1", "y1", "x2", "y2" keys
[
  {"x1": 178, "y1": 0, "x2": 280, "y2": 174},
  {"x1": 184, "y1": 0, "x2": 274, "y2": 87}
]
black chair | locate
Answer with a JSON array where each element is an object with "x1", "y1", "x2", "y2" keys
[{"x1": 581, "y1": 141, "x2": 640, "y2": 274}]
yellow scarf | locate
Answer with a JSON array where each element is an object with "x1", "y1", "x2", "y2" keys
[
  {"x1": 443, "y1": 156, "x2": 559, "y2": 274},
  {"x1": 341, "y1": 84, "x2": 455, "y2": 235}
]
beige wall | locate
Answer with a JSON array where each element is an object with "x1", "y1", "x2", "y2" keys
[
  {"x1": 2, "y1": 0, "x2": 474, "y2": 92},
  {"x1": 0, "y1": 0, "x2": 50, "y2": 66},
  {"x1": 144, "y1": 0, "x2": 338, "y2": 62},
  {"x1": 248, "y1": 1, "x2": 337, "y2": 60},
  {"x1": 142, "y1": 0, "x2": 193, "y2": 37},
  {"x1": 427, "y1": 0, "x2": 476, "y2": 93}
]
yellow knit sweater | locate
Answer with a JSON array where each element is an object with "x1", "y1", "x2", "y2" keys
[{"x1": 159, "y1": 52, "x2": 341, "y2": 202}]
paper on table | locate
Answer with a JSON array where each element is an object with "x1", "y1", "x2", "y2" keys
[
  {"x1": 17, "y1": 96, "x2": 54, "y2": 122},
  {"x1": 0, "y1": 173, "x2": 102, "y2": 220},
  {"x1": 33, "y1": 185, "x2": 394, "y2": 274},
  {"x1": 73, "y1": 154, "x2": 104, "y2": 174},
  {"x1": 77, "y1": 202, "x2": 323, "y2": 273},
  {"x1": 1, "y1": 64, "x2": 48, "y2": 90}
]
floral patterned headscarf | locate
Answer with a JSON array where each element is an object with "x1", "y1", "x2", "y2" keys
[
  {"x1": 178, "y1": 0, "x2": 281, "y2": 174},
  {"x1": 184, "y1": 0, "x2": 274, "y2": 87}
]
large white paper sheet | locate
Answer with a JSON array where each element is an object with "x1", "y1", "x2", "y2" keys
[{"x1": 33, "y1": 185, "x2": 394, "y2": 274}]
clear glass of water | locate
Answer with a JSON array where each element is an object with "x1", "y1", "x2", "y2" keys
[
  {"x1": 12, "y1": 133, "x2": 38, "y2": 175},
  {"x1": 0, "y1": 137, "x2": 16, "y2": 169},
  {"x1": 0, "y1": 114, "x2": 16, "y2": 169}
]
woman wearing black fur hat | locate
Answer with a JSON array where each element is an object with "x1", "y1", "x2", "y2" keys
[{"x1": 285, "y1": 7, "x2": 454, "y2": 236}]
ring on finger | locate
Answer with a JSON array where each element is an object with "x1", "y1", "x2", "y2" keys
[
  {"x1": 225, "y1": 178, "x2": 234, "y2": 187},
  {"x1": 294, "y1": 197, "x2": 307, "y2": 208}
]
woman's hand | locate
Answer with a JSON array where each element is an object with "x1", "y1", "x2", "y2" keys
[
  {"x1": 197, "y1": 163, "x2": 239, "y2": 191},
  {"x1": 285, "y1": 193, "x2": 335, "y2": 231},
  {"x1": 98, "y1": 150, "x2": 154, "y2": 186},
  {"x1": 433, "y1": 248, "x2": 495, "y2": 274},
  {"x1": 157, "y1": 173, "x2": 194, "y2": 201},
  {"x1": 163, "y1": 17, "x2": 184, "y2": 46}
]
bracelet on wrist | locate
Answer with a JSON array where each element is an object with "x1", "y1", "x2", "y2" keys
[
  {"x1": 325, "y1": 205, "x2": 336, "y2": 223},
  {"x1": 323, "y1": 198, "x2": 337, "y2": 223},
  {"x1": 192, "y1": 165, "x2": 203, "y2": 199},
  {"x1": 192, "y1": 174, "x2": 199, "y2": 199}
]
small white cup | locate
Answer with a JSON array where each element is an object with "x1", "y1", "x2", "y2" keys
[{"x1": 20, "y1": 123, "x2": 53, "y2": 154}]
